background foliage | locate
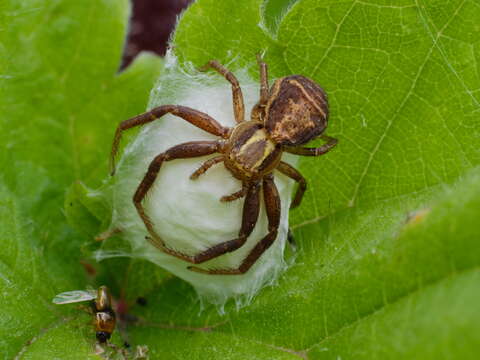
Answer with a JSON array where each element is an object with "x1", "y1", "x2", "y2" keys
[{"x1": 1, "y1": 0, "x2": 479, "y2": 358}]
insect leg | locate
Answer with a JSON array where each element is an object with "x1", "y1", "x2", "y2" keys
[
  {"x1": 276, "y1": 161, "x2": 307, "y2": 209},
  {"x1": 200, "y1": 60, "x2": 245, "y2": 124},
  {"x1": 284, "y1": 135, "x2": 338, "y2": 156},
  {"x1": 190, "y1": 174, "x2": 280, "y2": 275},
  {"x1": 110, "y1": 105, "x2": 229, "y2": 175}
]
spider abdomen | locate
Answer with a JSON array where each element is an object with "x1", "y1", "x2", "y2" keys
[
  {"x1": 224, "y1": 121, "x2": 282, "y2": 180},
  {"x1": 265, "y1": 75, "x2": 329, "y2": 146}
]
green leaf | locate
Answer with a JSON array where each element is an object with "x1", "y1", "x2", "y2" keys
[
  {"x1": 0, "y1": 0, "x2": 161, "y2": 358},
  {"x1": 173, "y1": 0, "x2": 289, "y2": 75},
  {"x1": 262, "y1": 0, "x2": 299, "y2": 35},
  {"x1": 2, "y1": 0, "x2": 480, "y2": 359},
  {"x1": 64, "y1": 181, "x2": 111, "y2": 238},
  {"x1": 279, "y1": 0, "x2": 480, "y2": 224},
  {"x1": 309, "y1": 268, "x2": 480, "y2": 359}
]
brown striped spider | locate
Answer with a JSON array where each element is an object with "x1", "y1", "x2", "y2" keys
[{"x1": 110, "y1": 56, "x2": 337, "y2": 275}]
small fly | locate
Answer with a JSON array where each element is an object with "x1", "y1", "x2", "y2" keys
[{"x1": 53, "y1": 285, "x2": 116, "y2": 343}]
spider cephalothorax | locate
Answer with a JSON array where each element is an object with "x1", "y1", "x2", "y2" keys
[{"x1": 110, "y1": 56, "x2": 338, "y2": 275}]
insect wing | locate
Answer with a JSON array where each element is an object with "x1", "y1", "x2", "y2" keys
[{"x1": 52, "y1": 290, "x2": 97, "y2": 304}]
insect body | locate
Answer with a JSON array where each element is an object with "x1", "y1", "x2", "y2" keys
[
  {"x1": 53, "y1": 286, "x2": 116, "y2": 343},
  {"x1": 110, "y1": 56, "x2": 338, "y2": 275}
]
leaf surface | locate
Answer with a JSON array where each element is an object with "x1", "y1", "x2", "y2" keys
[{"x1": 0, "y1": 0, "x2": 161, "y2": 358}]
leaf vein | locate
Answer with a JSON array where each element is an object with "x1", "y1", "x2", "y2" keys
[{"x1": 348, "y1": 0, "x2": 466, "y2": 207}]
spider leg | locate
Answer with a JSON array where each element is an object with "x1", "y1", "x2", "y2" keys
[
  {"x1": 197, "y1": 182, "x2": 260, "y2": 262},
  {"x1": 138, "y1": 148, "x2": 261, "y2": 264},
  {"x1": 148, "y1": 181, "x2": 260, "y2": 264},
  {"x1": 251, "y1": 54, "x2": 270, "y2": 123},
  {"x1": 284, "y1": 135, "x2": 338, "y2": 156},
  {"x1": 220, "y1": 182, "x2": 248, "y2": 202},
  {"x1": 110, "y1": 105, "x2": 229, "y2": 175},
  {"x1": 189, "y1": 174, "x2": 280, "y2": 275},
  {"x1": 277, "y1": 161, "x2": 306, "y2": 209},
  {"x1": 134, "y1": 140, "x2": 221, "y2": 260},
  {"x1": 256, "y1": 53, "x2": 269, "y2": 105},
  {"x1": 200, "y1": 60, "x2": 245, "y2": 124},
  {"x1": 190, "y1": 155, "x2": 224, "y2": 180}
]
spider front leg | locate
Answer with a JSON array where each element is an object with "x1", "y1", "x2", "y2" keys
[
  {"x1": 110, "y1": 105, "x2": 229, "y2": 175},
  {"x1": 189, "y1": 174, "x2": 280, "y2": 275},
  {"x1": 201, "y1": 60, "x2": 245, "y2": 123}
]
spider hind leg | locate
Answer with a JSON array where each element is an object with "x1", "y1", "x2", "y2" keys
[
  {"x1": 143, "y1": 182, "x2": 261, "y2": 265},
  {"x1": 189, "y1": 174, "x2": 280, "y2": 275}
]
